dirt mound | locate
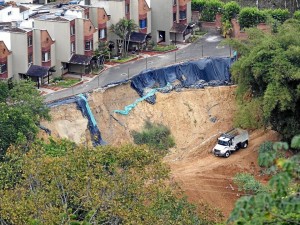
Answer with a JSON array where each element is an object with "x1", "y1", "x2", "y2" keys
[{"x1": 40, "y1": 84, "x2": 279, "y2": 220}]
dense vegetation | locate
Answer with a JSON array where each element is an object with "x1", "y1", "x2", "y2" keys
[
  {"x1": 230, "y1": 137, "x2": 300, "y2": 224},
  {"x1": 0, "y1": 142, "x2": 205, "y2": 225},
  {"x1": 0, "y1": 80, "x2": 49, "y2": 158},
  {"x1": 226, "y1": 19, "x2": 300, "y2": 140}
]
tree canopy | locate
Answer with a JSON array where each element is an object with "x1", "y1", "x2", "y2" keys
[
  {"x1": 229, "y1": 136, "x2": 300, "y2": 224},
  {"x1": 0, "y1": 80, "x2": 49, "y2": 158},
  {"x1": 110, "y1": 19, "x2": 138, "y2": 57},
  {"x1": 0, "y1": 142, "x2": 205, "y2": 225},
  {"x1": 226, "y1": 19, "x2": 300, "y2": 140}
]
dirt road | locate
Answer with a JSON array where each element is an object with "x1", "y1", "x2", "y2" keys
[{"x1": 166, "y1": 129, "x2": 279, "y2": 220}]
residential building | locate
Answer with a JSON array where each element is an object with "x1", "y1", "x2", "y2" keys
[
  {"x1": 0, "y1": 3, "x2": 30, "y2": 22},
  {"x1": 0, "y1": 26, "x2": 55, "y2": 83},
  {"x1": 151, "y1": 0, "x2": 192, "y2": 44},
  {"x1": 34, "y1": 15, "x2": 97, "y2": 75}
]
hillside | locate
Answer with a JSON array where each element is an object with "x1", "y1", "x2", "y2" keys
[{"x1": 41, "y1": 84, "x2": 279, "y2": 219}]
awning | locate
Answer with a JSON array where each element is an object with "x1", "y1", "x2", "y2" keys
[
  {"x1": 26, "y1": 65, "x2": 52, "y2": 77},
  {"x1": 68, "y1": 54, "x2": 93, "y2": 65},
  {"x1": 170, "y1": 23, "x2": 188, "y2": 34},
  {"x1": 127, "y1": 32, "x2": 149, "y2": 44}
]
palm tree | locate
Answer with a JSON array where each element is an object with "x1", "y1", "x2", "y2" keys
[{"x1": 110, "y1": 18, "x2": 138, "y2": 57}]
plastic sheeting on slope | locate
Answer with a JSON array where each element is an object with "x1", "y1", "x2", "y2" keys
[
  {"x1": 76, "y1": 94, "x2": 106, "y2": 146},
  {"x1": 130, "y1": 57, "x2": 233, "y2": 104},
  {"x1": 114, "y1": 83, "x2": 172, "y2": 115}
]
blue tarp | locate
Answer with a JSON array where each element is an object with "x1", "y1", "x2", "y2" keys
[
  {"x1": 47, "y1": 95, "x2": 106, "y2": 146},
  {"x1": 130, "y1": 57, "x2": 232, "y2": 104},
  {"x1": 76, "y1": 94, "x2": 106, "y2": 146}
]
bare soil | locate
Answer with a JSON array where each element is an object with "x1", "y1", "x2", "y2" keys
[{"x1": 40, "y1": 83, "x2": 279, "y2": 220}]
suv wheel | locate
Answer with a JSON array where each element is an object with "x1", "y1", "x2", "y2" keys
[
  {"x1": 225, "y1": 151, "x2": 230, "y2": 158},
  {"x1": 242, "y1": 141, "x2": 248, "y2": 149}
]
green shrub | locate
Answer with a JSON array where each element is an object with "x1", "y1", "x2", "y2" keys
[
  {"x1": 233, "y1": 173, "x2": 266, "y2": 194},
  {"x1": 238, "y1": 7, "x2": 267, "y2": 28},
  {"x1": 153, "y1": 45, "x2": 176, "y2": 52},
  {"x1": 258, "y1": 141, "x2": 277, "y2": 168},
  {"x1": 294, "y1": 10, "x2": 300, "y2": 20},
  {"x1": 201, "y1": 0, "x2": 224, "y2": 22},
  {"x1": 269, "y1": 8, "x2": 290, "y2": 23},
  {"x1": 53, "y1": 76, "x2": 63, "y2": 82},
  {"x1": 223, "y1": 1, "x2": 240, "y2": 21},
  {"x1": 132, "y1": 121, "x2": 175, "y2": 154},
  {"x1": 191, "y1": 0, "x2": 206, "y2": 11}
]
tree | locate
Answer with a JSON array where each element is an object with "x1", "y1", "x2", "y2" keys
[
  {"x1": 222, "y1": 1, "x2": 241, "y2": 21},
  {"x1": 0, "y1": 80, "x2": 50, "y2": 158},
  {"x1": 110, "y1": 19, "x2": 138, "y2": 57},
  {"x1": 94, "y1": 40, "x2": 110, "y2": 60},
  {"x1": 225, "y1": 19, "x2": 300, "y2": 140},
  {"x1": 228, "y1": 136, "x2": 300, "y2": 224},
  {"x1": 0, "y1": 142, "x2": 205, "y2": 224}
]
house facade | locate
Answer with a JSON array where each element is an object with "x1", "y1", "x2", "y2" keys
[
  {"x1": 151, "y1": 0, "x2": 192, "y2": 44},
  {"x1": 89, "y1": 6, "x2": 109, "y2": 41},
  {"x1": 34, "y1": 15, "x2": 97, "y2": 76}
]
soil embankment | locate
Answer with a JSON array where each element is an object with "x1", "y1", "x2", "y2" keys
[{"x1": 41, "y1": 84, "x2": 279, "y2": 219}]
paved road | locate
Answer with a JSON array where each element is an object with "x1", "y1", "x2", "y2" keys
[{"x1": 45, "y1": 31, "x2": 230, "y2": 102}]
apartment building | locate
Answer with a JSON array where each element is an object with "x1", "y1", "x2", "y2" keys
[
  {"x1": 34, "y1": 15, "x2": 97, "y2": 75},
  {"x1": 90, "y1": 0, "x2": 151, "y2": 53},
  {"x1": 151, "y1": 0, "x2": 192, "y2": 44},
  {"x1": 0, "y1": 40, "x2": 12, "y2": 80},
  {"x1": 0, "y1": 26, "x2": 55, "y2": 84},
  {"x1": 0, "y1": 3, "x2": 30, "y2": 22}
]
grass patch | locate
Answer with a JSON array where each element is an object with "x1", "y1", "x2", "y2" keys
[
  {"x1": 52, "y1": 77, "x2": 81, "y2": 88},
  {"x1": 194, "y1": 30, "x2": 207, "y2": 36},
  {"x1": 153, "y1": 45, "x2": 177, "y2": 52},
  {"x1": 111, "y1": 55, "x2": 137, "y2": 63}
]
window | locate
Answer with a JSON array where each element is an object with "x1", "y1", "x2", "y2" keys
[
  {"x1": 70, "y1": 25, "x2": 75, "y2": 35},
  {"x1": 179, "y1": 10, "x2": 187, "y2": 20},
  {"x1": 173, "y1": 12, "x2": 177, "y2": 22},
  {"x1": 8, "y1": 11, "x2": 11, "y2": 15},
  {"x1": 99, "y1": 29, "x2": 106, "y2": 39},
  {"x1": 28, "y1": 53, "x2": 33, "y2": 64},
  {"x1": 71, "y1": 42, "x2": 75, "y2": 54},
  {"x1": 0, "y1": 63, "x2": 7, "y2": 74},
  {"x1": 42, "y1": 51, "x2": 51, "y2": 62},
  {"x1": 139, "y1": 19, "x2": 147, "y2": 29},
  {"x1": 125, "y1": 4, "x2": 129, "y2": 14},
  {"x1": 173, "y1": 0, "x2": 176, "y2": 5},
  {"x1": 28, "y1": 36, "x2": 33, "y2": 47},
  {"x1": 85, "y1": 40, "x2": 92, "y2": 51}
]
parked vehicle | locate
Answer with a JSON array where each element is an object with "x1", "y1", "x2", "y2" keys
[{"x1": 213, "y1": 128, "x2": 249, "y2": 158}]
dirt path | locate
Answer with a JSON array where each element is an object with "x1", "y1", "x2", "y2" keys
[{"x1": 166, "y1": 129, "x2": 279, "y2": 219}]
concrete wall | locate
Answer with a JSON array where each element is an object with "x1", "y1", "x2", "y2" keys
[
  {"x1": 7, "y1": 54, "x2": 12, "y2": 79},
  {"x1": 151, "y1": 0, "x2": 172, "y2": 44},
  {"x1": 76, "y1": 19, "x2": 84, "y2": 54},
  {"x1": 10, "y1": 32, "x2": 28, "y2": 77},
  {"x1": 186, "y1": 1, "x2": 191, "y2": 24},
  {"x1": 33, "y1": 29, "x2": 41, "y2": 65}
]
